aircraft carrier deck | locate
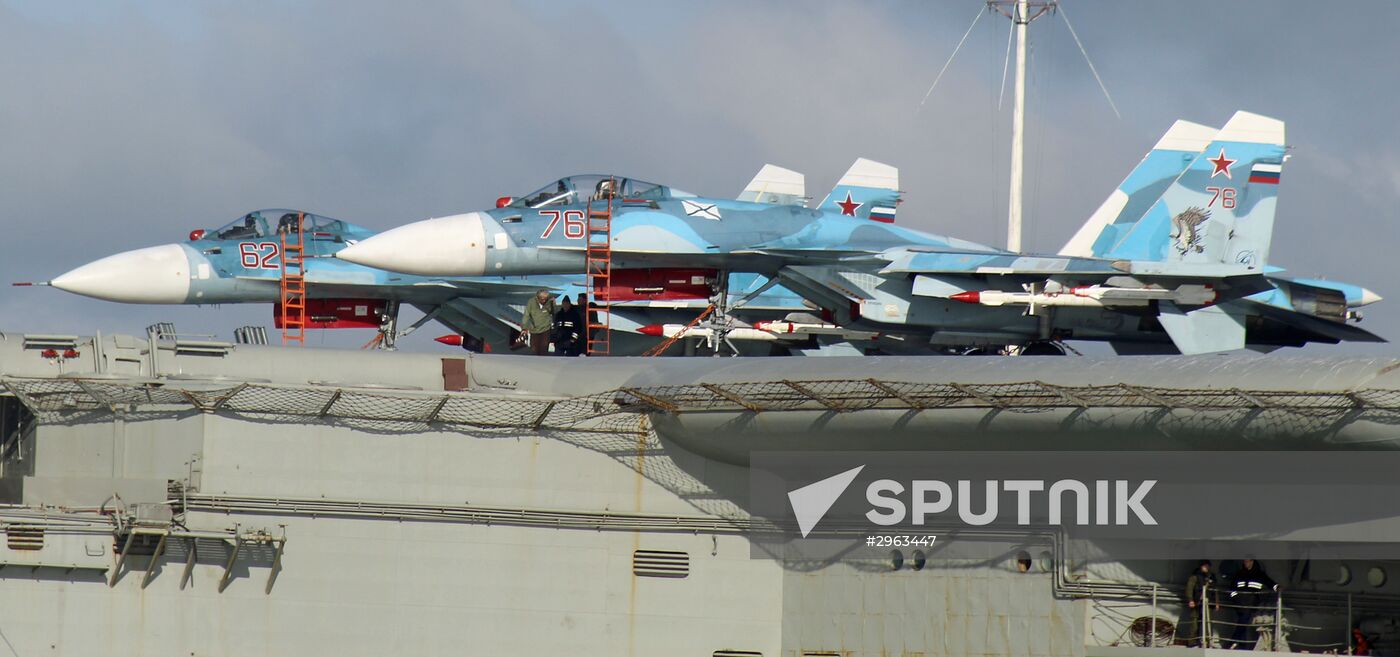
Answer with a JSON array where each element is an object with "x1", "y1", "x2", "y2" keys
[{"x1": 0, "y1": 330, "x2": 1398, "y2": 655}]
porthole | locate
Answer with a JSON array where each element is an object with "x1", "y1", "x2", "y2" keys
[
  {"x1": 1336, "y1": 564, "x2": 1352, "y2": 586},
  {"x1": 1037, "y1": 550, "x2": 1054, "y2": 573},
  {"x1": 889, "y1": 549, "x2": 904, "y2": 571},
  {"x1": 1367, "y1": 566, "x2": 1387, "y2": 588},
  {"x1": 1014, "y1": 550, "x2": 1032, "y2": 573},
  {"x1": 911, "y1": 550, "x2": 926, "y2": 571}
]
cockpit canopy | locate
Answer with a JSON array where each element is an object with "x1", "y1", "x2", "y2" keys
[
  {"x1": 508, "y1": 175, "x2": 694, "y2": 209},
  {"x1": 203, "y1": 210, "x2": 351, "y2": 241}
]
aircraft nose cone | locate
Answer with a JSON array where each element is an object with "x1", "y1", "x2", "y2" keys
[
  {"x1": 1358, "y1": 288, "x2": 1383, "y2": 307},
  {"x1": 337, "y1": 213, "x2": 488, "y2": 276},
  {"x1": 50, "y1": 244, "x2": 191, "y2": 303}
]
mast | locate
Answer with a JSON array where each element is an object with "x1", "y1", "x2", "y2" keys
[{"x1": 991, "y1": 0, "x2": 1054, "y2": 253}]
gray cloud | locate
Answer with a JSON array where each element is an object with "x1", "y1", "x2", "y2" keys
[{"x1": 1, "y1": 0, "x2": 1396, "y2": 353}]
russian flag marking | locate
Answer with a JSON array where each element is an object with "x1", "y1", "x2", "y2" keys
[
  {"x1": 869, "y1": 206, "x2": 897, "y2": 223},
  {"x1": 1248, "y1": 162, "x2": 1282, "y2": 185}
]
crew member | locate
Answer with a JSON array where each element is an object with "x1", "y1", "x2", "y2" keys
[
  {"x1": 276, "y1": 212, "x2": 300, "y2": 236},
  {"x1": 1228, "y1": 558, "x2": 1277, "y2": 649},
  {"x1": 520, "y1": 289, "x2": 557, "y2": 356},
  {"x1": 576, "y1": 293, "x2": 593, "y2": 355},
  {"x1": 552, "y1": 297, "x2": 583, "y2": 356},
  {"x1": 595, "y1": 178, "x2": 616, "y2": 200},
  {"x1": 1185, "y1": 560, "x2": 1220, "y2": 647}
]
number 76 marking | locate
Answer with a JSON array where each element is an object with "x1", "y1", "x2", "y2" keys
[
  {"x1": 539, "y1": 210, "x2": 586, "y2": 239},
  {"x1": 1206, "y1": 186, "x2": 1236, "y2": 209}
]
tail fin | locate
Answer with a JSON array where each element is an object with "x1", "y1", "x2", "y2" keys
[
  {"x1": 1102, "y1": 111, "x2": 1287, "y2": 269},
  {"x1": 1059, "y1": 120, "x2": 1217, "y2": 257},
  {"x1": 816, "y1": 158, "x2": 901, "y2": 223},
  {"x1": 738, "y1": 164, "x2": 807, "y2": 206}
]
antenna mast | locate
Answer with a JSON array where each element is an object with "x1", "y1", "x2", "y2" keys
[{"x1": 990, "y1": 0, "x2": 1054, "y2": 252}]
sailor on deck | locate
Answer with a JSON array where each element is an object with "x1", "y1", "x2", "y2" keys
[
  {"x1": 1227, "y1": 558, "x2": 1277, "y2": 649},
  {"x1": 521, "y1": 289, "x2": 557, "y2": 356}
]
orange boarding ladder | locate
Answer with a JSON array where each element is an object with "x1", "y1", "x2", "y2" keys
[
  {"x1": 584, "y1": 180, "x2": 616, "y2": 355},
  {"x1": 279, "y1": 212, "x2": 307, "y2": 345}
]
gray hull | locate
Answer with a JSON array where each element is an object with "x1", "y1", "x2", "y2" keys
[{"x1": 0, "y1": 331, "x2": 1395, "y2": 655}]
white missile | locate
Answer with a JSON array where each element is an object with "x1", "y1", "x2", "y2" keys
[
  {"x1": 751, "y1": 321, "x2": 881, "y2": 341},
  {"x1": 950, "y1": 285, "x2": 1216, "y2": 309},
  {"x1": 636, "y1": 324, "x2": 777, "y2": 341}
]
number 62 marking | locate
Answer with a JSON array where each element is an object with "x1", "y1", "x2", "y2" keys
[{"x1": 239, "y1": 242, "x2": 280, "y2": 269}]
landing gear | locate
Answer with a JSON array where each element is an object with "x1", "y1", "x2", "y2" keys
[
  {"x1": 958, "y1": 341, "x2": 1067, "y2": 356},
  {"x1": 362, "y1": 300, "x2": 403, "y2": 350},
  {"x1": 1020, "y1": 341, "x2": 1066, "y2": 356},
  {"x1": 703, "y1": 270, "x2": 783, "y2": 357}
]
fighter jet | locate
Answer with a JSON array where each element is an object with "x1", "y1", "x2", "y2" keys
[
  {"x1": 784, "y1": 115, "x2": 1384, "y2": 354},
  {"x1": 336, "y1": 111, "x2": 1383, "y2": 354},
  {"x1": 30, "y1": 169, "x2": 887, "y2": 355},
  {"x1": 27, "y1": 209, "x2": 565, "y2": 346}
]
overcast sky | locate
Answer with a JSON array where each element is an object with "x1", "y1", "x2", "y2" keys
[{"x1": 2, "y1": 0, "x2": 1397, "y2": 354}]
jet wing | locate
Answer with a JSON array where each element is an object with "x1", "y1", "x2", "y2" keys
[
  {"x1": 303, "y1": 278, "x2": 547, "y2": 305},
  {"x1": 411, "y1": 298, "x2": 522, "y2": 346},
  {"x1": 537, "y1": 245, "x2": 810, "y2": 273},
  {"x1": 539, "y1": 244, "x2": 881, "y2": 271},
  {"x1": 876, "y1": 248, "x2": 1264, "y2": 277}
]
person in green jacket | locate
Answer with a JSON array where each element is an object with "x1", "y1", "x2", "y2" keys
[
  {"x1": 521, "y1": 289, "x2": 557, "y2": 355},
  {"x1": 1185, "y1": 559, "x2": 1220, "y2": 647}
]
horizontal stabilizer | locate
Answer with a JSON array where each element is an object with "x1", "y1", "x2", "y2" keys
[
  {"x1": 1247, "y1": 300, "x2": 1387, "y2": 345},
  {"x1": 738, "y1": 164, "x2": 806, "y2": 206},
  {"x1": 1158, "y1": 302, "x2": 1246, "y2": 354}
]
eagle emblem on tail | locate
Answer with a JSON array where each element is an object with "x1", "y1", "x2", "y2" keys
[{"x1": 1170, "y1": 206, "x2": 1210, "y2": 255}]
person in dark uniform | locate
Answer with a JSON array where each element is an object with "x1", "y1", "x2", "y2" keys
[
  {"x1": 552, "y1": 297, "x2": 583, "y2": 356},
  {"x1": 220, "y1": 213, "x2": 260, "y2": 240},
  {"x1": 1185, "y1": 560, "x2": 1220, "y2": 647},
  {"x1": 576, "y1": 293, "x2": 593, "y2": 355},
  {"x1": 1228, "y1": 558, "x2": 1277, "y2": 649}
]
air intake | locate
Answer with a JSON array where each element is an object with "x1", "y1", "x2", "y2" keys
[{"x1": 632, "y1": 549, "x2": 689, "y2": 578}]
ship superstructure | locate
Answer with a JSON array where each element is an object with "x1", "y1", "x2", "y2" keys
[{"x1": 0, "y1": 331, "x2": 1398, "y2": 655}]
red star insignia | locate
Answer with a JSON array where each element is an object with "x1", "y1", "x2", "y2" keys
[
  {"x1": 836, "y1": 191, "x2": 863, "y2": 216},
  {"x1": 1207, "y1": 148, "x2": 1235, "y2": 179}
]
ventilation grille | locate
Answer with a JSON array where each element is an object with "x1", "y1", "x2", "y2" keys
[
  {"x1": 632, "y1": 549, "x2": 689, "y2": 578},
  {"x1": 714, "y1": 651, "x2": 763, "y2": 657},
  {"x1": 6, "y1": 526, "x2": 44, "y2": 551}
]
